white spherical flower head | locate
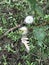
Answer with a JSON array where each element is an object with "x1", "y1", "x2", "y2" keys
[
  {"x1": 19, "y1": 26, "x2": 28, "y2": 35},
  {"x1": 24, "y1": 16, "x2": 34, "y2": 24}
]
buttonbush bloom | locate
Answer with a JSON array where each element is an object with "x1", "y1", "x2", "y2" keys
[{"x1": 24, "y1": 16, "x2": 34, "y2": 24}]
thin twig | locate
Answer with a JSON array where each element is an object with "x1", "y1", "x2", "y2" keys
[
  {"x1": 35, "y1": 22, "x2": 49, "y2": 26},
  {"x1": 0, "y1": 24, "x2": 21, "y2": 40}
]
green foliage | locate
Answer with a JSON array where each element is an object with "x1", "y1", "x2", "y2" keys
[
  {"x1": 0, "y1": 47, "x2": 2, "y2": 51},
  {"x1": 44, "y1": 15, "x2": 49, "y2": 21},
  {"x1": 7, "y1": 30, "x2": 21, "y2": 41},
  {"x1": 26, "y1": 61, "x2": 34, "y2": 65},
  {"x1": 27, "y1": 0, "x2": 36, "y2": 8},
  {"x1": 3, "y1": 55, "x2": 7, "y2": 65},
  {"x1": 0, "y1": 27, "x2": 3, "y2": 35},
  {"x1": 0, "y1": 0, "x2": 49, "y2": 65},
  {"x1": 27, "y1": 0, "x2": 44, "y2": 18},
  {"x1": 5, "y1": 44, "x2": 16, "y2": 53},
  {"x1": 35, "y1": 5, "x2": 44, "y2": 17},
  {"x1": 18, "y1": 62, "x2": 22, "y2": 65},
  {"x1": 2, "y1": 15, "x2": 7, "y2": 25},
  {"x1": 33, "y1": 26, "x2": 46, "y2": 47}
]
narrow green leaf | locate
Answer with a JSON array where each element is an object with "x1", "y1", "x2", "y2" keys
[{"x1": 2, "y1": 16, "x2": 7, "y2": 24}]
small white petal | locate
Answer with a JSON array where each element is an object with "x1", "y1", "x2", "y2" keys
[
  {"x1": 21, "y1": 37, "x2": 28, "y2": 40},
  {"x1": 24, "y1": 16, "x2": 34, "y2": 24},
  {"x1": 24, "y1": 43, "x2": 30, "y2": 52},
  {"x1": 21, "y1": 40, "x2": 29, "y2": 44}
]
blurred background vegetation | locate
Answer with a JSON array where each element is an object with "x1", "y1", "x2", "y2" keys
[{"x1": 0, "y1": 0, "x2": 49, "y2": 65}]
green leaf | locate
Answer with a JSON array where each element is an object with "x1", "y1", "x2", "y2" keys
[
  {"x1": 2, "y1": 16, "x2": 7, "y2": 24},
  {"x1": 27, "y1": 0, "x2": 36, "y2": 10},
  {"x1": 44, "y1": 15, "x2": 49, "y2": 21},
  {"x1": 0, "y1": 27, "x2": 3, "y2": 35},
  {"x1": 33, "y1": 26, "x2": 46, "y2": 46},
  {"x1": 35, "y1": 5, "x2": 44, "y2": 17},
  {"x1": 26, "y1": 60, "x2": 30, "y2": 65},
  {"x1": 27, "y1": 0, "x2": 44, "y2": 17}
]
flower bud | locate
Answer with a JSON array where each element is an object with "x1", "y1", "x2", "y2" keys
[{"x1": 19, "y1": 26, "x2": 28, "y2": 35}]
